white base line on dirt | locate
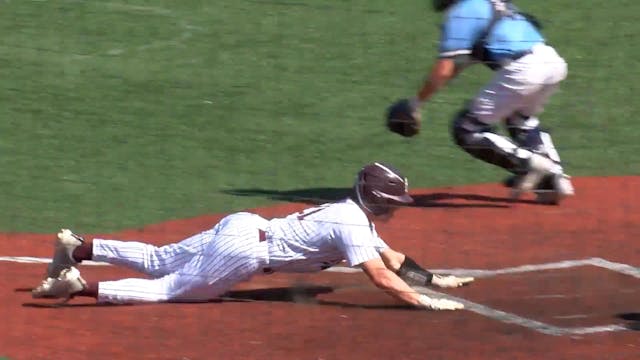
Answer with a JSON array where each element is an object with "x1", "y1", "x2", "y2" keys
[
  {"x1": 414, "y1": 285, "x2": 629, "y2": 336},
  {"x1": 2, "y1": 256, "x2": 636, "y2": 336},
  {"x1": 2, "y1": 257, "x2": 637, "y2": 277}
]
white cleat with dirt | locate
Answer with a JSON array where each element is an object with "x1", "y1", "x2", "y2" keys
[
  {"x1": 536, "y1": 174, "x2": 575, "y2": 205},
  {"x1": 32, "y1": 267, "x2": 87, "y2": 301},
  {"x1": 511, "y1": 153, "x2": 559, "y2": 199},
  {"x1": 47, "y1": 228, "x2": 84, "y2": 279}
]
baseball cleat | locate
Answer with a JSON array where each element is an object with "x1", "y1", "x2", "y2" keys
[
  {"x1": 505, "y1": 173, "x2": 574, "y2": 205},
  {"x1": 535, "y1": 174, "x2": 575, "y2": 205},
  {"x1": 511, "y1": 154, "x2": 559, "y2": 199},
  {"x1": 47, "y1": 228, "x2": 84, "y2": 278},
  {"x1": 32, "y1": 267, "x2": 87, "y2": 301}
]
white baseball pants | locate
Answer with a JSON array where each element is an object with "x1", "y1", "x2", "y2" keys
[
  {"x1": 93, "y1": 213, "x2": 269, "y2": 303},
  {"x1": 471, "y1": 43, "x2": 568, "y2": 124}
]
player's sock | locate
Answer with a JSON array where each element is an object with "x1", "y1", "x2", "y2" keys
[{"x1": 72, "y1": 241, "x2": 94, "y2": 262}]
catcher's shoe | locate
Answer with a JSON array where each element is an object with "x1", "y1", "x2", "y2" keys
[
  {"x1": 535, "y1": 174, "x2": 575, "y2": 205},
  {"x1": 32, "y1": 267, "x2": 87, "y2": 301},
  {"x1": 47, "y1": 228, "x2": 84, "y2": 278},
  {"x1": 510, "y1": 154, "x2": 559, "y2": 200},
  {"x1": 504, "y1": 173, "x2": 574, "y2": 205}
]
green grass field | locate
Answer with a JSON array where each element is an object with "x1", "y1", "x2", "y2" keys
[{"x1": 1, "y1": 0, "x2": 638, "y2": 232}]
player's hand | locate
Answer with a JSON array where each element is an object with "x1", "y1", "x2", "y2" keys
[
  {"x1": 417, "y1": 294, "x2": 464, "y2": 310},
  {"x1": 431, "y1": 274, "x2": 475, "y2": 288}
]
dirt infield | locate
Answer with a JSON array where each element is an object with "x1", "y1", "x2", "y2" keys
[{"x1": 2, "y1": 176, "x2": 639, "y2": 360}]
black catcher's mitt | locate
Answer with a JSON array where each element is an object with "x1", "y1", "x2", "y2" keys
[{"x1": 386, "y1": 98, "x2": 421, "y2": 137}]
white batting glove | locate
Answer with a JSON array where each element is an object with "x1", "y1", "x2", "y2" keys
[
  {"x1": 431, "y1": 274, "x2": 475, "y2": 288},
  {"x1": 417, "y1": 294, "x2": 464, "y2": 311}
]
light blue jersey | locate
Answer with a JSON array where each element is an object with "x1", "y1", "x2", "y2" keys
[{"x1": 439, "y1": 0, "x2": 544, "y2": 63}]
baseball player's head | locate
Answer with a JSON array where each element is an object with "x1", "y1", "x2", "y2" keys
[
  {"x1": 432, "y1": 0, "x2": 458, "y2": 12},
  {"x1": 354, "y1": 162, "x2": 413, "y2": 217}
]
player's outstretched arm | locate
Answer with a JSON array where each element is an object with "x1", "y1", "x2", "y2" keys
[
  {"x1": 414, "y1": 58, "x2": 458, "y2": 105},
  {"x1": 379, "y1": 248, "x2": 474, "y2": 288},
  {"x1": 360, "y1": 258, "x2": 464, "y2": 311}
]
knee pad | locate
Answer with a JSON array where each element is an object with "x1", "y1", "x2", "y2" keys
[
  {"x1": 451, "y1": 109, "x2": 528, "y2": 173},
  {"x1": 451, "y1": 109, "x2": 493, "y2": 149},
  {"x1": 506, "y1": 114, "x2": 543, "y2": 150}
]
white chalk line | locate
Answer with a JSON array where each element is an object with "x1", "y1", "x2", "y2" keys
[
  {"x1": 4, "y1": 1, "x2": 198, "y2": 58},
  {"x1": 99, "y1": 2, "x2": 203, "y2": 56},
  {"x1": 2, "y1": 256, "x2": 637, "y2": 336},
  {"x1": 3, "y1": 256, "x2": 637, "y2": 278},
  {"x1": 414, "y1": 285, "x2": 629, "y2": 336},
  {"x1": 23, "y1": 1, "x2": 203, "y2": 58}
]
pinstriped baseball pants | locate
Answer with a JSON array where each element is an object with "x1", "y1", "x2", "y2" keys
[{"x1": 93, "y1": 212, "x2": 270, "y2": 303}]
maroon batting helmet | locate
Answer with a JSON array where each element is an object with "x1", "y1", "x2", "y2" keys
[{"x1": 354, "y1": 162, "x2": 414, "y2": 215}]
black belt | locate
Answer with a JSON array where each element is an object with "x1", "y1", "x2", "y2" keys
[
  {"x1": 488, "y1": 49, "x2": 533, "y2": 70},
  {"x1": 510, "y1": 49, "x2": 533, "y2": 61},
  {"x1": 258, "y1": 229, "x2": 274, "y2": 274}
]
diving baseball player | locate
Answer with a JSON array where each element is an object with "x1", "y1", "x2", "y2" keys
[
  {"x1": 386, "y1": 0, "x2": 574, "y2": 204},
  {"x1": 32, "y1": 162, "x2": 474, "y2": 310}
]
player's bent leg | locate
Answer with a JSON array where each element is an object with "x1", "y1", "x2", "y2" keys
[
  {"x1": 96, "y1": 220, "x2": 267, "y2": 303},
  {"x1": 96, "y1": 270, "x2": 211, "y2": 303},
  {"x1": 92, "y1": 231, "x2": 213, "y2": 278},
  {"x1": 505, "y1": 113, "x2": 575, "y2": 203},
  {"x1": 96, "y1": 255, "x2": 262, "y2": 303},
  {"x1": 452, "y1": 109, "x2": 531, "y2": 174},
  {"x1": 451, "y1": 110, "x2": 561, "y2": 197}
]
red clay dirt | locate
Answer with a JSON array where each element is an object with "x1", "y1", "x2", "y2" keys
[{"x1": 1, "y1": 176, "x2": 639, "y2": 360}]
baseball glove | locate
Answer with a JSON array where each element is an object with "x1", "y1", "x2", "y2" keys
[{"x1": 386, "y1": 98, "x2": 421, "y2": 137}]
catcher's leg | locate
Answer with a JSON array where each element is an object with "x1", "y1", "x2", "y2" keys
[
  {"x1": 453, "y1": 110, "x2": 540, "y2": 173},
  {"x1": 451, "y1": 110, "x2": 562, "y2": 197},
  {"x1": 504, "y1": 86, "x2": 575, "y2": 202}
]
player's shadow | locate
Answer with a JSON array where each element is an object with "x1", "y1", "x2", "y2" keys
[
  {"x1": 221, "y1": 285, "x2": 416, "y2": 310},
  {"x1": 20, "y1": 285, "x2": 410, "y2": 310},
  {"x1": 224, "y1": 187, "x2": 526, "y2": 208},
  {"x1": 223, "y1": 187, "x2": 351, "y2": 205},
  {"x1": 411, "y1": 192, "x2": 536, "y2": 208},
  {"x1": 616, "y1": 312, "x2": 640, "y2": 331},
  {"x1": 221, "y1": 285, "x2": 335, "y2": 303}
]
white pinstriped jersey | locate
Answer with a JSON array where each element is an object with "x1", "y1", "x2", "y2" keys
[{"x1": 265, "y1": 198, "x2": 389, "y2": 272}]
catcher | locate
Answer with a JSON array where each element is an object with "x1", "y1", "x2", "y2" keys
[
  {"x1": 386, "y1": 0, "x2": 574, "y2": 204},
  {"x1": 32, "y1": 162, "x2": 474, "y2": 310}
]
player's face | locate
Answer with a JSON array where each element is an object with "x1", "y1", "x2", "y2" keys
[{"x1": 374, "y1": 206, "x2": 398, "y2": 222}]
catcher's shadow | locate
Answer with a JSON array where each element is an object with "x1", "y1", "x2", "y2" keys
[
  {"x1": 224, "y1": 188, "x2": 531, "y2": 208},
  {"x1": 616, "y1": 312, "x2": 640, "y2": 331},
  {"x1": 223, "y1": 187, "x2": 351, "y2": 205},
  {"x1": 411, "y1": 192, "x2": 537, "y2": 208}
]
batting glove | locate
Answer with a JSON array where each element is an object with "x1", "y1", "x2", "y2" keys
[
  {"x1": 431, "y1": 274, "x2": 475, "y2": 288},
  {"x1": 417, "y1": 294, "x2": 464, "y2": 311}
]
